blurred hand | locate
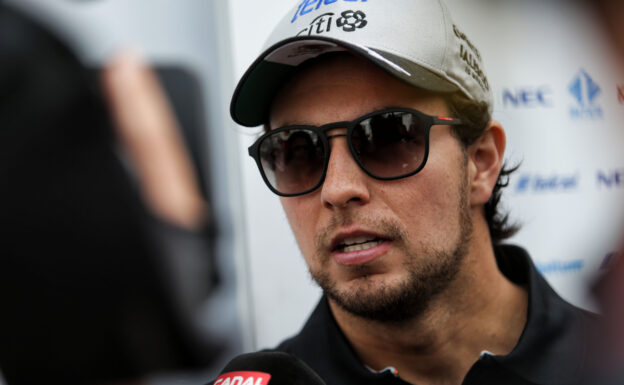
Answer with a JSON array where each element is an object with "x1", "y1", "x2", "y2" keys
[{"x1": 101, "y1": 52, "x2": 206, "y2": 230}]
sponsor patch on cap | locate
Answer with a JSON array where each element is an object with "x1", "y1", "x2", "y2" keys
[{"x1": 214, "y1": 371, "x2": 272, "y2": 385}]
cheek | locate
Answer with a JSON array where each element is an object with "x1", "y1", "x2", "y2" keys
[
  {"x1": 280, "y1": 196, "x2": 320, "y2": 254},
  {"x1": 389, "y1": 154, "x2": 465, "y2": 243}
]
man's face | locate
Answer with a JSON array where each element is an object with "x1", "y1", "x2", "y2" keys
[{"x1": 269, "y1": 54, "x2": 473, "y2": 323}]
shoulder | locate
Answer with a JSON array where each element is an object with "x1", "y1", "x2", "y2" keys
[{"x1": 493, "y1": 244, "x2": 602, "y2": 384}]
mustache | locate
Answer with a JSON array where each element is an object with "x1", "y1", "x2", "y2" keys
[{"x1": 314, "y1": 212, "x2": 407, "y2": 253}]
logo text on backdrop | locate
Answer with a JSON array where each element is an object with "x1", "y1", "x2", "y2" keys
[
  {"x1": 569, "y1": 69, "x2": 602, "y2": 119},
  {"x1": 502, "y1": 86, "x2": 553, "y2": 108},
  {"x1": 597, "y1": 169, "x2": 624, "y2": 189},
  {"x1": 515, "y1": 173, "x2": 579, "y2": 194},
  {"x1": 537, "y1": 260, "x2": 584, "y2": 275}
]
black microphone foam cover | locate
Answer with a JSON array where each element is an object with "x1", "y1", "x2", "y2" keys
[{"x1": 213, "y1": 351, "x2": 326, "y2": 385}]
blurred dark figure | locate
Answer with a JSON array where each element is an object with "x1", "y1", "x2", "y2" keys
[
  {"x1": 591, "y1": 250, "x2": 624, "y2": 384},
  {"x1": 592, "y1": 0, "x2": 624, "y2": 63},
  {"x1": 0, "y1": 4, "x2": 220, "y2": 384},
  {"x1": 585, "y1": 0, "x2": 624, "y2": 383}
]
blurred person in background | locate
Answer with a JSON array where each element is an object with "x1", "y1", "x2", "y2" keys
[
  {"x1": 586, "y1": 1, "x2": 624, "y2": 383},
  {"x1": 0, "y1": 3, "x2": 220, "y2": 384}
]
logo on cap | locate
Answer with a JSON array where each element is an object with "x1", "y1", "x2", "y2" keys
[
  {"x1": 291, "y1": 0, "x2": 369, "y2": 23},
  {"x1": 337, "y1": 10, "x2": 367, "y2": 31},
  {"x1": 297, "y1": 10, "x2": 367, "y2": 36},
  {"x1": 214, "y1": 371, "x2": 272, "y2": 385},
  {"x1": 453, "y1": 25, "x2": 489, "y2": 93}
]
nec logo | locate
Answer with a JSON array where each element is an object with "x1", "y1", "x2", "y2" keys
[
  {"x1": 214, "y1": 371, "x2": 271, "y2": 385},
  {"x1": 515, "y1": 174, "x2": 578, "y2": 194},
  {"x1": 502, "y1": 86, "x2": 553, "y2": 108},
  {"x1": 291, "y1": 0, "x2": 368, "y2": 23},
  {"x1": 569, "y1": 69, "x2": 603, "y2": 119},
  {"x1": 597, "y1": 169, "x2": 624, "y2": 189}
]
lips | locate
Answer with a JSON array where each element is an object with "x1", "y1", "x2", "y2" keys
[
  {"x1": 337, "y1": 235, "x2": 383, "y2": 253},
  {"x1": 330, "y1": 231, "x2": 391, "y2": 266}
]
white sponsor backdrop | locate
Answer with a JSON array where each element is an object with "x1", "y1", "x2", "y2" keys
[{"x1": 229, "y1": 0, "x2": 624, "y2": 350}]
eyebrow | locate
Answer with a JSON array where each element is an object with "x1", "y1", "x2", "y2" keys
[{"x1": 270, "y1": 105, "x2": 404, "y2": 130}]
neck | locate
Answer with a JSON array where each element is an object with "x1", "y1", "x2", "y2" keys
[{"x1": 329, "y1": 220, "x2": 528, "y2": 385}]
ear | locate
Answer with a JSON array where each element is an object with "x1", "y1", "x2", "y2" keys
[{"x1": 467, "y1": 121, "x2": 506, "y2": 206}]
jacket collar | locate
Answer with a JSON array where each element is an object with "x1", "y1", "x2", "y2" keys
[{"x1": 492, "y1": 245, "x2": 593, "y2": 384}]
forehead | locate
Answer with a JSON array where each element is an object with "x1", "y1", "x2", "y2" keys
[{"x1": 269, "y1": 53, "x2": 448, "y2": 128}]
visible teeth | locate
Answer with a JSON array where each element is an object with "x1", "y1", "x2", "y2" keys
[
  {"x1": 342, "y1": 236, "x2": 376, "y2": 246},
  {"x1": 342, "y1": 240, "x2": 382, "y2": 253}
]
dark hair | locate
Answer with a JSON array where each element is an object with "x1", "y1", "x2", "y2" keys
[{"x1": 446, "y1": 93, "x2": 520, "y2": 244}]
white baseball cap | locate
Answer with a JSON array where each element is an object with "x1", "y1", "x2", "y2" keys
[{"x1": 231, "y1": 0, "x2": 492, "y2": 127}]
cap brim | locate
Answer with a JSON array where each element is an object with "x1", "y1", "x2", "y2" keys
[{"x1": 230, "y1": 36, "x2": 460, "y2": 127}]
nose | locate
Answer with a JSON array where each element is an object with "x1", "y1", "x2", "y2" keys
[{"x1": 320, "y1": 136, "x2": 371, "y2": 209}]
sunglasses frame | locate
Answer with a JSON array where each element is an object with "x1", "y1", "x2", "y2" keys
[{"x1": 248, "y1": 107, "x2": 464, "y2": 197}]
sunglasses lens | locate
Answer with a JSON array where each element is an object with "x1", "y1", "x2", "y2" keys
[
  {"x1": 258, "y1": 128, "x2": 325, "y2": 195},
  {"x1": 351, "y1": 111, "x2": 427, "y2": 178}
]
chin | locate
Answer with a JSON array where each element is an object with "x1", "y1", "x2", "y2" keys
[{"x1": 315, "y1": 262, "x2": 461, "y2": 323}]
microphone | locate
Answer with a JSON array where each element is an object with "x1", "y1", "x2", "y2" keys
[{"x1": 213, "y1": 351, "x2": 326, "y2": 385}]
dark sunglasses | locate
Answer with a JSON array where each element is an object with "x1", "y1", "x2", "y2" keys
[{"x1": 248, "y1": 108, "x2": 463, "y2": 197}]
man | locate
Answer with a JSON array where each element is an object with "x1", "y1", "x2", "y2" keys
[{"x1": 230, "y1": 0, "x2": 595, "y2": 384}]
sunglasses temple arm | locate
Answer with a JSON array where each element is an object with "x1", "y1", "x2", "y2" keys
[{"x1": 433, "y1": 117, "x2": 463, "y2": 125}]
